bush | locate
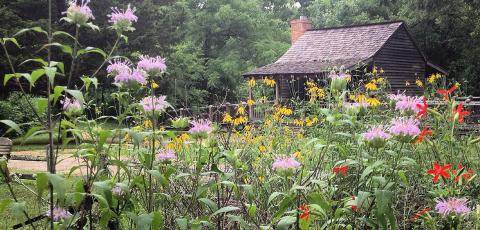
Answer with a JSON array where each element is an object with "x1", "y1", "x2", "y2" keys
[{"x1": 0, "y1": 92, "x2": 46, "y2": 137}]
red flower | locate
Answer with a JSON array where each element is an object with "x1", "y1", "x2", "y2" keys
[
  {"x1": 427, "y1": 163, "x2": 452, "y2": 183},
  {"x1": 351, "y1": 196, "x2": 358, "y2": 212},
  {"x1": 416, "y1": 98, "x2": 428, "y2": 118},
  {"x1": 333, "y1": 166, "x2": 349, "y2": 176},
  {"x1": 454, "y1": 164, "x2": 475, "y2": 182},
  {"x1": 299, "y1": 204, "x2": 310, "y2": 221},
  {"x1": 412, "y1": 207, "x2": 431, "y2": 221},
  {"x1": 452, "y1": 103, "x2": 471, "y2": 123},
  {"x1": 437, "y1": 85, "x2": 457, "y2": 101},
  {"x1": 415, "y1": 127, "x2": 433, "y2": 143}
]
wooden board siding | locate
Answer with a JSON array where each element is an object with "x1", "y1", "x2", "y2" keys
[{"x1": 373, "y1": 25, "x2": 425, "y2": 95}]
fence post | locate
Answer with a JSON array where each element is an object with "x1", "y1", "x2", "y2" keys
[
  {"x1": 208, "y1": 105, "x2": 214, "y2": 121},
  {"x1": 225, "y1": 102, "x2": 231, "y2": 115},
  {"x1": 248, "y1": 87, "x2": 254, "y2": 120}
]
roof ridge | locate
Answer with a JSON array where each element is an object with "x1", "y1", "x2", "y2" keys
[{"x1": 307, "y1": 20, "x2": 404, "y2": 32}]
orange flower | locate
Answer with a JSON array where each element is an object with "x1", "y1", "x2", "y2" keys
[
  {"x1": 437, "y1": 85, "x2": 457, "y2": 101},
  {"x1": 299, "y1": 204, "x2": 310, "y2": 221},
  {"x1": 452, "y1": 103, "x2": 470, "y2": 123},
  {"x1": 416, "y1": 98, "x2": 428, "y2": 119},
  {"x1": 333, "y1": 166, "x2": 349, "y2": 176},
  {"x1": 427, "y1": 163, "x2": 452, "y2": 183},
  {"x1": 415, "y1": 127, "x2": 432, "y2": 143},
  {"x1": 412, "y1": 207, "x2": 431, "y2": 221}
]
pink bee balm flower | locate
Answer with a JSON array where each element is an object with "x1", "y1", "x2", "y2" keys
[
  {"x1": 156, "y1": 149, "x2": 177, "y2": 161},
  {"x1": 137, "y1": 55, "x2": 167, "y2": 75},
  {"x1": 362, "y1": 125, "x2": 391, "y2": 140},
  {"x1": 435, "y1": 198, "x2": 471, "y2": 216},
  {"x1": 387, "y1": 93, "x2": 408, "y2": 101},
  {"x1": 111, "y1": 186, "x2": 124, "y2": 196},
  {"x1": 395, "y1": 96, "x2": 423, "y2": 113},
  {"x1": 107, "y1": 59, "x2": 131, "y2": 76},
  {"x1": 189, "y1": 119, "x2": 213, "y2": 135},
  {"x1": 142, "y1": 95, "x2": 168, "y2": 113},
  {"x1": 64, "y1": 0, "x2": 94, "y2": 25},
  {"x1": 108, "y1": 4, "x2": 138, "y2": 31},
  {"x1": 272, "y1": 155, "x2": 301, "y2": 170},
  {"x1": 61, "y1": 98, "x2": 82, "y2": 113},
  {"x1": 114, "y1": 69, "x2": 147, "y2": 86},
  {"x1": 328, "y1": 71, "x2": 351, "y2": 80},
  {"x1": 46, "y1": 207, "x2": 72, "y2": 221},
  {"x1": 389, "y1": 117, "x2": 421, "y2": 136}
]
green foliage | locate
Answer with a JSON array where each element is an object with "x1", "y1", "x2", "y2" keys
[{"x1": 0, "y1": 92, "x2": 46, "y2": 137}]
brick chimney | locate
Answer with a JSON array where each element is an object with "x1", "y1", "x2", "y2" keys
[{"x1": 290, "y1": 16, "x2": 312, "y2": 44}]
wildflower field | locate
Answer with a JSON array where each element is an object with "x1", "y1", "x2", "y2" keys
[{"x1": 1, "y1": 1, "x2": 480, "y2": 230}]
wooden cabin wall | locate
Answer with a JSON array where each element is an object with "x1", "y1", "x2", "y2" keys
[{"x1": 373, "y1": 25, "x2": 425, "y2": 95}]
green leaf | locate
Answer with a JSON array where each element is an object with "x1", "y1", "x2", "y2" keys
[
  {"x1": 175, "y1": 218, "x2": 188, "y2": 230},
  {"x1": 151, "y1": 211, "x2": 164, "y2": 229},
  {"x1": 211, "y1": 206, "x2": 240, "y2": 216},
  {"x1": 268, "y1": 192, "x2": 285, "y2": 205},
  {"x1": 53, "y1": 31, "x2": 77, "y2": 41},
  {"x1": 19, "y1": 58, "x2": 48, "y2": 67},
  {"x1": 137, "y1": 213, "x2": 153, "y2": 230},
  {"x1": 0, "y1": 120, "x2": 22, "y2": 134},
  {"x1": 30, "y1": 69, "x2": 46, "y2": 88},
  {"x1": 77, "y1": 47, "x2": 107, "y2": 58},
  {"x1": 44, "y1": 66, "x2": 57, "y2": 86},
  {"x1": 0, "y1": 199, "x2": 12, "y2": 213},
  {"x1": 36, "y1": 173, "x2": 49, "y2": 199},
  {"x1": 47, "y1": 173, "x2": 66, "y2": 203},
  {"x1": 51, "y1": 86, "x2": 65, "y2": 104},
  {"x1": 4, "y1": 74, "x2": 16, "y2": 86},
  {"x1": 2, "y1": 38, "x2": 20, "y2": 48},
  {"x1": 49, "y1": 61, "x2": 65, "y2": 74},
  {"x1": 276, "y1": 216, "x2": 296, "y2": 230},
  {"x1": 13, "y1": 27, "x2": 47, "y2": 37},
  {"x1": 65, "y1": 89, "x2": 85, "y2": 104},
  {"x1": 247, "y1": 203, "x2": 257, "y2": 217},
  {"x1": 10, "y1": 202, "x2": 26, "y2": 219},
  {"x1": 198, "y1": 198, "x2": 218, "y2": 212},
  {"x1": 375, "y1": 190, "x2": 397, "y2": 230}
]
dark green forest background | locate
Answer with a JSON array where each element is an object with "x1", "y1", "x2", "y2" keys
[{"x1": 1, "y1": 0, "x2": 480, "y2": 108}]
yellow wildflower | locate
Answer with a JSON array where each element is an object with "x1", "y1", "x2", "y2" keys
[
  {"x1": 376, "y1": 77, "x2": 385, "y2": 84},
  {"x1": 372, "y1": 66, "x2": 378, "y2": 74},
  {"x1": 143, "y1": 120, "x2": 153, "y2": 129},
  {"x1": 365, "y1": 82, "x2": 378, "y2": 91},
  {"x1": 416, "y1": 79, "x2": 424, "y2": 87},
  {"x1": 233, "y1": 116, "x2": 247, "y2": 126},
  {"x1": 259, "y1": 145, "x2": 267, "y2": 153},
  {"x1": 247, "y1": 99, "x2": 255, "y2": 106},
  {"x1": 427, "y1": 73, "x2": 442, "y2": 84},
  {"x1": 258, "y1": 176, "x2": 265, "y2": 183},
  {"x1": 222, "y1": 113, "x2": 233, "y2": 123},
  {"x1": 305, "y1": 117, "x2": 318, "y2": 126},
  {"x1": 293, "y1": 119, "x2": 304, "y2": 126},
  {"x1": 247, "y1": 78, "x2": 256, "y2": 87},
  {"x1": 237, "y1": 106, "x2": 246, "y2": 115},
  {"x1": 455, "y1": 82, "x2": 461, "y2": 88},
  {"x1": 354, "y1": 94, "x2": 368, "y2": 103},
  {"x1": 278, "y1": 107, "x2": 293, "y2": 116},
  {"x1": 367, "y1": 97, "x2": 381, "y2": 107},
  {"x1": 260, "y1": 96, "x2": 268, "y2": 103},
  {"x1": 294, "y1": 151, "x2": 303, "y2": 161},
  {"x1": 380, "y1": 68, "x2": 385, "y2": 74},
  {"x1": 151, "y1": 81, "x2": 159, "y2": 89},
  {"x1": 179, "y1": 133, "x2": 189, "y2": 141},
  {"x1": 263, "y1": 77, "x2": 276, "y2": 87}
]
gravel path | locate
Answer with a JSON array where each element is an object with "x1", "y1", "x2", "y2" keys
[{"x1": 8, "y1": 150, "x2": 80, "y2": 174}]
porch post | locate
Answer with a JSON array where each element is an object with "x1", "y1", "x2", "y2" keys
[
  {"x1": 275, "y1": 77, "x2": 280, "y2": 105},
  {"x1": 248, "y1": 87, "x2": 254, "y2": 120}
]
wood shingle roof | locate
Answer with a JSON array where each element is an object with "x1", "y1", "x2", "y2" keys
[{"x1": 244, "y1": 21, "x2": 405, "y2": 76}]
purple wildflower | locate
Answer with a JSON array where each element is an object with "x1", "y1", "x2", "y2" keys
[
  {"x1": 328, "y1": 70, "x2": 351, "y2": 80},
  {"x1": 137, "y1": 55, "x2": 167, "y2": 75},
  {"x1": 435, "y1": 198, "x2": 471, "y2": 216},
  {"x1": 142, "y1": 95, "x2": 168, "y2": 113},
  {"x1": 114, "y1": 69, "x2": 147, "y2": 86},
  {"x1": 389, "y1": 117, "x2": 421, "y2": 136},
  {"x1": 61, "y1": 98, "x2": 82, "y2": 113},
  {"x1": 108, "y1": 4, "x2": 138, "y2": 30},
  {"x1": 272, "y1": 155, "x2": 301, "y2": 170},
  {"x1": 46, "y1": 207, "x2": 72, "y2": 222},
  {"x1": 64, "y1": 0, "x2": 94, "y2": 25},
  {"x1": 362, "y1": 125, "x2": 391, "y2": 141},
  {"x1": 111, "y1": 186, "x2": 124, "y2": 196},
  {"x1": 395, "y1": 96, "x2": 423, "y2": 113},
  {"x1": 189, "y1": 119, "x2": 214, "y2": 137},
  {"x1": 106, "y1": 59, "x2": 131, "y2": 76},
  {"x1": 156, "y1": 149, "x2": 177, "y2": 161},
  {"x1": 387, "y1": 93, "x2": 408, "y2": 102}
]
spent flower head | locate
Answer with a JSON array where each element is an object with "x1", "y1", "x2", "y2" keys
[
  {"x1": 46, "y1": 207, "x2": 72, "y2": 222},
  {"x1": 64, "y1": 0, "x2": 94, "y2": 25}
]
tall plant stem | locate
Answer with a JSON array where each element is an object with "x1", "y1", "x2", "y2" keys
[
  {"x1": 90, "y1": 35, "x2": 121, "y2": 79},
  {"x1": 147, "y1": 79, "x2": 157, "y2": 213},
  {"x1": 46, "y1": 1, "x2": 55, "y2": 230},
  {"x1": 66, "y1": 25, "x2": 80, "y2": 89}
]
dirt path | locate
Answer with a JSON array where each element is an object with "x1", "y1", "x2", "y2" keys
[{"x1": 8, "y1": 150, "x2": 81, "y2": 174}]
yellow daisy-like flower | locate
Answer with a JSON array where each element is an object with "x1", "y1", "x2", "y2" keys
[
  {"x1": 293, "y1": 151, "x2": 303, "y2": 160},
  {"x1": 247, "y1": 78, "x2": 256, "y2": 88},
  {"x1": 233, "y1": 116, "x2": 247, "y2": 126},
  {"x1": 260, "y1": 96, "x2": 268, "y2": 103},
  {"x1": 151, "y1": 81, "x2": 159, "y2": 89},
  {"x1": 367, "y1": 97, "x2": 381, "y2": 107},
  {"x1": 355, "y1": 94, "x2": 368, "y2": 103},
  {"x1": 365, "y1": 82, "x2": 378, "y2": 91},
  {"x1": 259, "y1": 145, "x2": 267, "y2": 153},
  {"x1": 143, "y1": 120, "x2": 153, "y2": 129},
  {"x1": 237, "y1": 106, "x2": 246, "y2": 115},
  {"x1": 376, "y1": 77, "x2": 385, "y2": 84},
  {"x1": 258, "y1": 176, "x2": 265, "y2": 183},
  {"x1": 263, "y1": 77, "x2": 276, "y2": 87},
  {"x1": 247, "y1": 99, "x2": 255, "y2": 106},
  {"x1": 455, "y1": 82, "x2": 461, "y2": 88},
  {"x1": 293, "y1": 119, "x2": 304, "y2": 127},
  {"x1": 427, "y1": 73, "x2": 442, "y2": 84},
  {"x1": 179, "y1": 133, "x2": 189, "y2": 142},
  {"x1": 305, "y1": 117, "x2": 318, "y2": 126},
  {"x1": 372, "y1": 66, "x2": 378, "y2": 74},
  {"x1": 380, "y1": 68, "x2": 385, "y2": 74},
  {"x1": 415, "y1": 79, "x2": 424, "y2": 87},
  {"x1": 222, "y1": 113, "x2": 233, "y2": 123}
]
